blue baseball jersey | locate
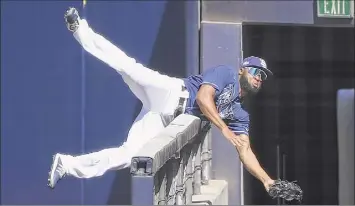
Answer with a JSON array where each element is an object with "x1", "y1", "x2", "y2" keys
[{"x1": 183, "y1": 65, "x2": 250, "y2": 136}]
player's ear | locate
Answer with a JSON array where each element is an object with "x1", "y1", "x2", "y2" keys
[{"x1": 238, "y1": 67, "x2": 244, "y2": 75}]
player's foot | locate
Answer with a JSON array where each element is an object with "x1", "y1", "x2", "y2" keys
[
  {"x1": 64, "y1": 7, "x2": 80, "y2": 32},
  {"x1": 47, "y1": 154, "x2": 67, "y2": 189}
]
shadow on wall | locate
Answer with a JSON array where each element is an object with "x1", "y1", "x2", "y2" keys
[{"x1": 106, "y1": 1, "x2": 187, "y2": 204}]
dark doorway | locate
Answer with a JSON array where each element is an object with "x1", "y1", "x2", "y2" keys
[{"x1": 242, "y1": 24, "x2": 354, "y2": 205}]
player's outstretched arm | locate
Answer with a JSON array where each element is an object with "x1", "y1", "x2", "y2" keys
[
  {"x1": 233, "y1": 134, "x2": 275, "y2": 190},
  {"x1": 196, "y1": 84, "x2": 274, "y2": 191},
  {"x1": 64, "y1": 7, "x2": 144, "y2": 73}
]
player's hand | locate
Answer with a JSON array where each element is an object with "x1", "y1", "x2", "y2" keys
[
  {"x1": 263, "y1": 179, "x2": 275, "y2": 192},
  {"x1": 222, "y1": 127, "x2": 243, "y2": 147}
]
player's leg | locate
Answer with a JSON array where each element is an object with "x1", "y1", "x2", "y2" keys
[
  {"x1": 72, "y1": 18, "x2": 180, "y2": 89},
  {"x1": 65, "y1": 8, "x2": 150, "y2": 109},
  {"x1": 47, "y1": 107, "x2": 165, "y2": 188},
  {"x1": 73, "y1": 18, "x2": 187, "y2": 114},
  {"x1": 64, "y1": 8, "x2": 188, "y2": 114}
]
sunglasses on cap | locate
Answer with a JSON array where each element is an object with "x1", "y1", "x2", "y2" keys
[{"x1": 245, "y1": 67, "x2": 268, "y2": 81}]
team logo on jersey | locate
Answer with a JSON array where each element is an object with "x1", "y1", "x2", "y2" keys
[{"x1": 216, "y1": 84, "x2": 237, "y2": 120}]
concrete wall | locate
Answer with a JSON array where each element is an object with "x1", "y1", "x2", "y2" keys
[
  {"x1": 202, "y1": 0, "x2": 354, "y2": 26},
  {"x1": 200, "y1": 22, "x2": 243, "y2": 205},
  {"x1": 0, "y1": 1, "x2": 199, "y2": 204}
]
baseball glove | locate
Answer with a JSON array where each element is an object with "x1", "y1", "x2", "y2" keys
[{"x1": 268, "y1": 179, "x2": 303, "y2": 202}]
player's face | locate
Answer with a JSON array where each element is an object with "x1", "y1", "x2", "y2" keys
[{"x1": 239, "y1": 67, "x2": 266, "y2": 95}]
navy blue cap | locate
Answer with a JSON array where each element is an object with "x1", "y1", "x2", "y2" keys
[{"x1": 242, "y1": 56, "x2": 273, "y2": 76}]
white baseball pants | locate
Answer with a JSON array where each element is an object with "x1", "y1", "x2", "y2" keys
[{"x1": 60, "y1": 19, "x2": 188, "y2": 178}]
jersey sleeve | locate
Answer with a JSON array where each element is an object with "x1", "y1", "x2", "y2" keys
[
  {"x1": 227, "y1": 116, "x2": 250, "y2": 136},
  {"x1": 201, "y1": 65, "x2": 234, "y2": 93}
]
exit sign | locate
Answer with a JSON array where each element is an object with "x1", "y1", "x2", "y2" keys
[{"x1": 317, "y1": 0, "x2": 354, "y2": 18}]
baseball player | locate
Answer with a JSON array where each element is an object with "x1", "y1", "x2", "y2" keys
[{"x1": 48, "y1": 7, "x2": 276, "y2": 192}]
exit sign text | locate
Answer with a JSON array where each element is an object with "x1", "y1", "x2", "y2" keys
[{"x1": 317, "y1": 0, "x2": 353, "y2": 18}]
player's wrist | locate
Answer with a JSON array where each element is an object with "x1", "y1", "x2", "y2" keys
[{"x1": 260, "y1": 174, "x2": 273, "y2": 185}]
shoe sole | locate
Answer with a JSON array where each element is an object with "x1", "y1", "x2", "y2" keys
[{"x1": 47, "y1": 154, "x2": 60, "y2": 189}]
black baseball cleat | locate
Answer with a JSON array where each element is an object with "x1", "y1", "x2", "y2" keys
[{"x1": 64, "y1": 7, "x2": 80, "y2": 32}]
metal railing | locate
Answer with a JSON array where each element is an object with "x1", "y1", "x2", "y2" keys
[{"x1": 130, "y1": 114, "x2": 212, "y2": 205}]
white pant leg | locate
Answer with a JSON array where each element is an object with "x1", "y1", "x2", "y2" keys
[
  {"x1": 73, "y1": 19, "x2": 188, "y2": 115},
  {"x1": 73, "y1": 19, "x2": 150, "y2": 109},
  {"x1": 60, "y1": 108, "x2": 165, "y2": 178}
]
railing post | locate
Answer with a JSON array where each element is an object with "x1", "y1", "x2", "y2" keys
[
  {"x1": 184, "y1": 145, "x2": 193, "y2": 204},
  {"x1": 201, "y1": 128, "x2": 212, "y2": 185},
  {"x1": 192, "y1": 139, "x2": 202, "y2": 195},
  {"x1": 131, "y1": 158, "x2": 155, "y2": 205},
  {"x1": 166, "y1": 159, "x2": 178, "y2": 205},
  {"x1": 176, "y1": 155, "x2": 185, "y2": 205},
  {"x1": 208, "y1": 127, "x2": 213, "y2": 175},
  {"x1": 157, "y1": 166, "x2": 167, "y2": 205}
]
